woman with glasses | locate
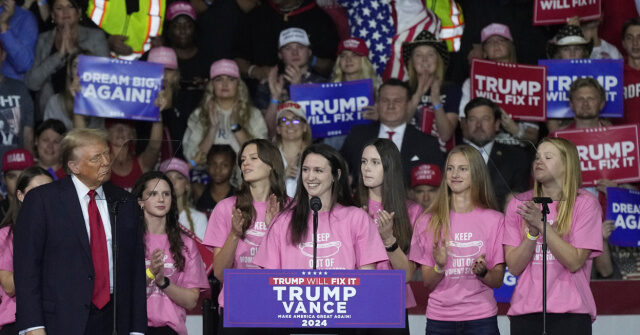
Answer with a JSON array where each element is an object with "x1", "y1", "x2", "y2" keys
[{"x1": 273, "y1": 101, "x2": 312, "y2": 197}]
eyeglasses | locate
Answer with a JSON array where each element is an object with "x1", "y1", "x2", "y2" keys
[{"x1": 278, "y1": 117, "x2": 303, "y2": 126}]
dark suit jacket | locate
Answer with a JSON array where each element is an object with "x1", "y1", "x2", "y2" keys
[
  {"x1": 14, "y1": 177, "x2": 147, "y2": 335},
  {"x1": 487, "y1": 142, "x2": 532, "y2": 210},
  {"x1": 340, "y1": 122, "x2": 445, "y2": 185}
]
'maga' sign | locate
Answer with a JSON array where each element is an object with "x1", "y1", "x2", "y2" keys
[
  {"x1": 75, "y1": 55, "x2": 164, "y2": 121},
  {"x1": 606, "y1": 187, "x2": 640, "y2": 247},
  {"x1": 224, "y1": 269, "x2": 405, "y2": 328}
]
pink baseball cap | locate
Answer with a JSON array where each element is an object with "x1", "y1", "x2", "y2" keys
[
  {"x1": 159, "y1": 158, "x2": 191, "y2": 180},
  {"x1": 148, "y1": 46, "x2": 178, "y2": 70},
  {"x1": 481, "y1": 23, "x2": 513, "y2": 43},
  {"x1": 411, "y1": 164, "x2": 442, "y2": 188},
  {"x1": 167, "y1": 1, "x2": 196, "y2": 21},
  {"x1": 209, "y1": 59, "x2": 239, "y2": 79},
  {"x1": 2, "y1": 148, "x2": 34, "y2": 172},
  {"x1": 337, "y1": 37, "x2": 369, "y2": 57}
]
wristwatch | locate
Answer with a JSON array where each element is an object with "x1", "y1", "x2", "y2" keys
[
  {"x1": 156, "y1": 277, "x2": 170, "y2": 290},
  {"x1": 231, "y1": 123, "x2": 242, "y2": 133}
]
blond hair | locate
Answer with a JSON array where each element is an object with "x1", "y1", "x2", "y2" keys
[
  {"x1": 197, "y1": 78, "x2": 255, "y2": 138},
  {"x1": 533, "y1": 138, "x2": 581, "y2": 236},
  {"x1": 331, "y1": 55, "x2": 379, "y2": 88},
  {"x1": 427, "y1": 145, "x2": 497, "y2": 243},
  {"x1": 61, "y1": 128, "x2": 108, "y2": 174},
  {"x1": 407, "y1": 49, "x2": 446, "y2": 92}
]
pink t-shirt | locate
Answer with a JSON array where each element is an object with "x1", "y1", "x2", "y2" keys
[
  {"x1": 0, "y1": 227, "x2": 15, "y2": 327},
  {"x1": 367, "y1": 199, "x2": 422, "y2": 308},
  {"x1": 145, "y1": 233, "x2": 209, "y2": 335},
  {"x1": 253, "y1": 204, "x2": 388, "y2": 270},
  {"x1": 202, "y1": 196, "x2": 268, "y2": 306},
  {"x1": 409, "y1": 207, "x2": 505, "y2": 321},
  {"x1": 503, "y1": 190, "x2": 603, "y2": 321}
]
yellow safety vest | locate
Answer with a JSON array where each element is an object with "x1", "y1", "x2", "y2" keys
[
  {"x1": 426, "y1": 0, "x2": 464, "y2": 52},
  {"x1": 87, "y1": 0, "x2": 166, "y2": 59}
]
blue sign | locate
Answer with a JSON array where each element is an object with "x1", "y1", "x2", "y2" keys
[
  {"x1": 538, "y1": 59, "x2": 623, "y2": 118},
  {"x1": 75, "y1": 55, "x2": 164, "y2": 121},
  {"x1": 224, "y1": 269, "x2": 405, "y2": 328},
  {"x1": 493, "y1": 268, "x2": 517, "y2": 303},
  {"x1": 290, "y1": 79, "x2": 374, "y2": 138},
  {"x1": 606, "y1": 187, "x2": 640, "y2": 247}
]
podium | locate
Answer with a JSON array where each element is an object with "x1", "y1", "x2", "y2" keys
[{"x1": 223, "y1": 269, "x2": 406, "y2": 329}]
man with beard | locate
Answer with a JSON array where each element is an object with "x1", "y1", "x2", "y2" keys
[{"x1": 463, "y1": 97, "x2": 531, "y2": 210}]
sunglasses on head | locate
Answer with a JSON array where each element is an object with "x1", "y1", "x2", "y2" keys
[{"x1": 278, "y1": 117, "x2": 303, "y2": 126}]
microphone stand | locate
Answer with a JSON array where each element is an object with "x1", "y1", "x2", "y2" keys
[
  {"x1": 313, "y1": 209, "x2": 318, "y2": 270},
  {"x1": 110, "y1": 199, "x2": 122, "y2": 335},
  {"x1": 533, "y1": 197, "x2": 552, "y2": 335},
  {"x1": 310, "y1": 197, "x2": 321, "y2": 270}
]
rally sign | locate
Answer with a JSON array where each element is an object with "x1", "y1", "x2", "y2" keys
[
  {"x1": 538, "y1": 59, "x2": 624, "y2": 119},
  {"x1": 75, "y1": 55, "x2": 164, "y2": 121},
  {"x1": 470, "y1": 59, "x2": 547, "y2": 121},
  {"x1": 290, "y1": 79, "x2": 374, "y2": 138},
  {"x1": 606, "y1": 187, "x2": 640, "y2": 247},
  {"x1": 533, "y1": 0, "x2": 601, "y2": 26},
  {"x1": 554, "y1": 125, "x2": 640, "y2": 186},
  {"x1": 224, "y1": 269, "x2": 405, "y2": 328}
]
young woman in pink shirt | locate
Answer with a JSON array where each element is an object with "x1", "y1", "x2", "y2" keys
[
  {"x1": 254, "y1": 143, "x2": 388, "y2": 271},
  {"x1": 409, "y1": 145, "x2": 505, "y2": 334},
  {"x1": 133, "y1": 171, "x2": 209, "y2": 335},
  {"x1": 202, "y1": 139, "x2": 287, "y2": 335},
  {"x1": 356, "y1": 138, "x2": 422, "y2": 335},
  {"x1": 504, "y1": 138, "x2": 602, "y2": 334}
]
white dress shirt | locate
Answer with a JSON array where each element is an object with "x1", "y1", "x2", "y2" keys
[
  {"x1": 71, "y1": 175, "x2": 114, "y2": 291},
  {"x1": 378, "y1": 123, "x2": 407, "y2": 151},
  {"x1": 466, "y1": 140, "x2": 494, "y2": 164}
]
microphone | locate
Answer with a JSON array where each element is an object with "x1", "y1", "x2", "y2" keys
[
  {"x1": 310, "y1": 197, "x2": 321, "y2": 270},
  {"x1": 310, "y1": 196, "x2": 322, "y2": 212},
  {"x1": 532, "y1": 197, "x2": 553, "y2": 204}
]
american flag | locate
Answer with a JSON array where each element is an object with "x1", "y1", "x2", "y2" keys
[{"x1": 337, "y1": 0, "x2": 440, "y2": 81}]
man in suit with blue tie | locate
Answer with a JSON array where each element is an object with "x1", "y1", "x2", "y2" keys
[{"x1": 13, "y1": 128, "x2": 147, "y2": 335}]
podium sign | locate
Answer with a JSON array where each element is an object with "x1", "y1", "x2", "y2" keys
[{"x1": 224, "y1": 269, "x2": 406, "y2": 328}]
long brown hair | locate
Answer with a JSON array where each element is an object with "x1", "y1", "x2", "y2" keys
[
  {"x1": 428, "y1": 145, "x2": 497, "y2": 243},
  {"x1": 288, "y1": 144, "x2": 353, "y2": 245},
  {"x1": 235, "y1": 139, "x2": 287, "y2": 237},
  {"x1": 356, "y1": 139, "x2": 412, "y2": 253},
  {"x1": 533, "y1": 138, "x2": 581, "y2": 236},
  {"x1": 0, "y1": 166, "x2": 53, "y2": 233},
  {"x1": 132, "y1": 171, "x2": 186, "y2": 272}
]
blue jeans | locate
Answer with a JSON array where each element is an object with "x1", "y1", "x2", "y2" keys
[{"x1": 426, "y1": 315, "x2": 500, "y2": 335}]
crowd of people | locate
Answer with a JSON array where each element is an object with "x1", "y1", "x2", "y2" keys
[{"x1": 0, "y1": 0, "x2": 639, "y2": 334}]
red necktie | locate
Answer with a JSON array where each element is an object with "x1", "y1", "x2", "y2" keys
[
  {"x1": 387, "y1": 131, "x2": 395, "y2": 140},
  {"x1": 88, "y1": 190, "x2": 110, "y2": 309}
]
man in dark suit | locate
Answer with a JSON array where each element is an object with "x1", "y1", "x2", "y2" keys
[
  {"x1": 341, "y1": 78, "x2": 444, "y2": 185},
  {"x1": 14, "y1": 128, "x2": 147, "y2": 335},
  {"x1": 463, "y1": 97, "x2": 532, "y2": 210}
]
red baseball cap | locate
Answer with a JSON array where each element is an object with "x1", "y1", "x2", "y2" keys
[
  {"x1": 337, "y1": 37, "x2": 369, "y2": 57},
  {"x1": 2, "y1": 148, "x2": 34, "y2": 172},
  {"x1": 411, "y1": 164, "x2": 442, "y2": 188}
]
